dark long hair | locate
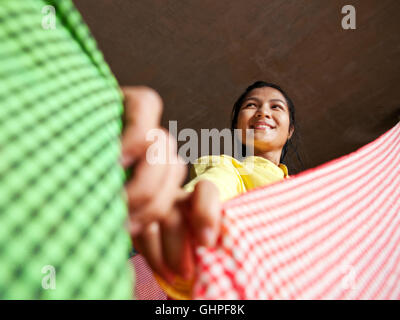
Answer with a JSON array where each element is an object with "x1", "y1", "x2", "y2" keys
[{"x1": 230, "y1": 81, "x2": 302, "y2": 167}]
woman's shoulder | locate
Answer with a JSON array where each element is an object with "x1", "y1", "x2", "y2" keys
[
  {"x1": 189, "y1": 155, "x2": 243, "y2": 178},
  {"x1": 185, "y1": 155, "x2": 246, "y2": 200}
]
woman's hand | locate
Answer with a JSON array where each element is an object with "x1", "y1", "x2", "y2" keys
[
  {"x1": 131, "y1": 180, "x2": 222, "y2": 283},
  {"x1": 120, "y1": 85, "x2": 222, "y2": 283},
  {"x1": 120, "y1": 86, "x2": 187, "y2": 236}
]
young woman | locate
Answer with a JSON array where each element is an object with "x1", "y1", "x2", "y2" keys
[
  {"x1": 133, "y1": 81, "x2": 300, "y2": 299},
  {"x1": 184, "y1": 81, "x2": 297, "y2": 201}
]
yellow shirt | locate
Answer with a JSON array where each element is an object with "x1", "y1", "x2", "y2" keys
[
  {"x1": 184, "y1": 155, "x2": 289, "y2": 200},
  {"x1": 155, "y1": 155, "x2": 289, "y2": 299}
]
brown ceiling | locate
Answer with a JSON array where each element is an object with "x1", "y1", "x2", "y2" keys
[{"x1": 74, "y1": 0, "x2": 400, "y2": 174}]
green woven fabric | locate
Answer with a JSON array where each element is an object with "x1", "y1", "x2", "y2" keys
[{"x1": 0, "y1": 0, "x2": 133, "y2": 299}]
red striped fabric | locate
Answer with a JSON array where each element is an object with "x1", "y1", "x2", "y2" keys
[
  {"x1": 193, "y1": 122, "x2": 400, "y2": 299},
  {"x1": 129, "y1": 255, "x2": 167, "y2": 300}
]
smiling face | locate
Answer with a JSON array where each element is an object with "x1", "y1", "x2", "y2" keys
[{"x1": 236, "y1": 87, "x2": 294, "y2": 157}]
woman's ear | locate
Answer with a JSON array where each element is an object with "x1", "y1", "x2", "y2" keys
[{"x1": 288, "y1": 125, "x2": 294, "y2": 140}]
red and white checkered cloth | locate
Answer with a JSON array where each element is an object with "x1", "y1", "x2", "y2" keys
[
  {"x1": 193, "y1": 122, "x2": 400, "y2": 299},
  {"x1": 129, "y1": 255, "x2": 167, "y2": 300}
]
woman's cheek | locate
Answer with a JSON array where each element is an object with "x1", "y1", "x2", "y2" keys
[
  {"x1": 236, "y1": 115, "x2": 249, "y2": 132},
  {"x1": 277, "y1": 126, "x2": 289, "y2": 146}
]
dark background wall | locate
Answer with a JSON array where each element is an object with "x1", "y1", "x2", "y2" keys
[{"x1": 74, "y1": 0, "x2": 400, "y2": 174}]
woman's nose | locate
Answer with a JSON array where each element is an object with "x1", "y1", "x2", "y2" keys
[{"x1": 256, "y1": 106, "x2": 272, "y2": 118}]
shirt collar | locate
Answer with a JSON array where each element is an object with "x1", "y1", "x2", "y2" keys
[
  {"x1": 243, "y1": 156, "x2": 289, "y2": 178},
  {"x1": 278, "y1": 163, "x2": 289, "y2": 178}
]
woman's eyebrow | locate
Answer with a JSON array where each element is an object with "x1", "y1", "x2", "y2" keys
[{"x1": 269, "y1": 98, "x2": 287, "y2": 106}]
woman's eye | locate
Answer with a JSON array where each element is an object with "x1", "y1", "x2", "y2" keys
[
  {"x1": 245, "y1": 103, "x2": 256, "y2": 108},
  {"x1": 272, "y1": 105, "x2": 282, "y2": 110}
]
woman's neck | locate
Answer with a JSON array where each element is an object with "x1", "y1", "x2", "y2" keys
[{"x1": 253, "y1": 149, "x2": 282, "y2": 166}]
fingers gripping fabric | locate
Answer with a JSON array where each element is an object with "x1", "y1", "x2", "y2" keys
[
  {"x1": 0, "y1": 0, "x2": 132, "y2": 299},
  {"x1": 193, "y1": 123, "x2": 400, "y2": 299}
]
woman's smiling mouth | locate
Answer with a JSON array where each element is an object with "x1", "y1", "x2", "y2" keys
[{"x1": 251, "y1": 121, "x2": 276, "y2": 130}]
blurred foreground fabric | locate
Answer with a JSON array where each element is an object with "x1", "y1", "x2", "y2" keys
[
  {"x1": 129, "y1": 255, "x2": 166, "y2": 300},
  {"x1": 0, "y1": 0, "x2": 132, "y2": 299}
]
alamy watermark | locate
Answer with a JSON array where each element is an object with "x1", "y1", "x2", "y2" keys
[
  {"x1": 145, "y1": 121, "x2": 256, "y2": 171},
  {"x1": 340, "y1": 262, "x2": 357, "y2": 291},
  {"x1": 42, "y1": 5, "x2": 56, "y2": 30},
  {"x1": 41, "y1": 265, "x2": 56, "y2": 290},
  {"x1": 341, "y1": 5, "x2": 356, "y2": 30}
]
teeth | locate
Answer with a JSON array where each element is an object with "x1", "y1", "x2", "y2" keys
[{"x1": 254, "y1": 125, "x2": 270, "y2": 129}]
